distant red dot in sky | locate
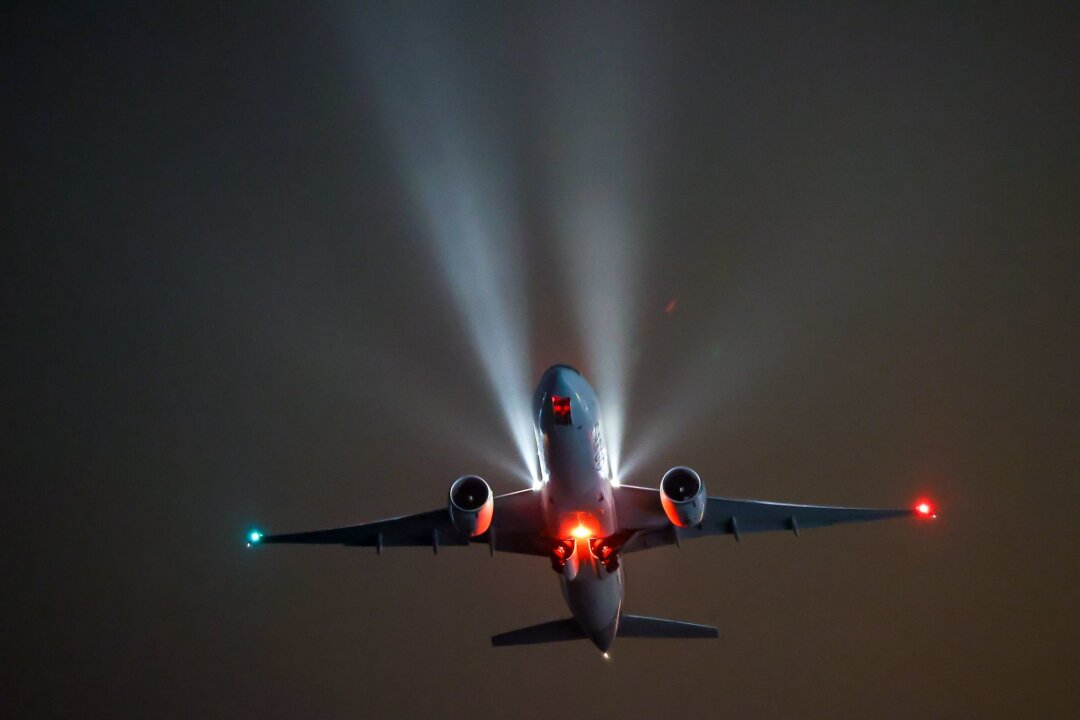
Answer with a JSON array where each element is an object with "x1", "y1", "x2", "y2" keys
[{"x1": 664, "y1": 298, "x2": 678, "y2": 313}]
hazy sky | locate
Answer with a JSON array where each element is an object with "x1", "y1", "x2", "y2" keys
[{"x1": 5, "y1": 2, "x2": 1078, "y2": 718}]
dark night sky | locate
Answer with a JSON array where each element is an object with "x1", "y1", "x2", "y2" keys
[{"x1": 5, "y1": 2, "x2": 1078, "y2": 718}]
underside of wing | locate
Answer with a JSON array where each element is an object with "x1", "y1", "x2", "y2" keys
[
  {"x1": 697, "y1": 497, "x2": 912, "y2": 536},
  {"x1": 257, "y1": 508, "x2": 465, "y2": 549},
  {"x1": 614, "y1": 485, "x2": 916, "y2": 553},
  {"x1": 254, "y1": 488, "x2": 549, "y2": 556}
]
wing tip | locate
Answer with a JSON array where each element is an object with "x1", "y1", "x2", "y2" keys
[{"x1": 912, "y1": 499, "x2": 939, "y2": 520}]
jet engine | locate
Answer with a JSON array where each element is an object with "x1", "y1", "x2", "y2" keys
[
  {"x1": 660, "y1": 466, "x2": 706, "y2": 528},
  {"x1": 448, "y1": 475, "x2": 494, "y2": 537},
  {"x1": 550, "y1": 537, "x2": 579, "y2": 580}
]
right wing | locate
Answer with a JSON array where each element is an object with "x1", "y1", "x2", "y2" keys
[
  {"x1": 614, "y1": 485, "x2": 917, "y2": 553},
  {"x1": 255, "y1": 489, "x2": 549, "y2": 556}
]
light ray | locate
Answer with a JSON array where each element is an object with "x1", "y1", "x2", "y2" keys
[
  {"x1": 354, "y1": 6, "x2": 538, "y2": 484},
  {"x1": 535, "y1": 9, "x2": 665, "y2": 485}
]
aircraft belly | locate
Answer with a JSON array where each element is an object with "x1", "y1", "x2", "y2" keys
[
  {"x1": 561, "y1": 562, "x2": 624, "y2": 635},
  {"x1": 540, "y1": 384, "x2": 624, "y2": 649},
  {"x1": 543, "y1": 433, "x2": 618, "y2": 536}
]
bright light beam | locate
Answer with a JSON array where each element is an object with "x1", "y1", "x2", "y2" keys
[
  {"x1": 563, "y1": 197, "x2": 637, "y2": 485},
  {"x1": 537, "y1": 12, "x2": 662, "y2": 486},
  {"x1": 353, "y1": 7, "x2": 538, "y2": 484}
]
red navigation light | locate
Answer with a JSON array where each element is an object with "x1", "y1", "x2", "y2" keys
[
  {"x1": 914, "y1": 499, "x2": 937, "y2": 519},
  {"x1": 552, "y1": 395, "x2": 572, "y2": 425}
]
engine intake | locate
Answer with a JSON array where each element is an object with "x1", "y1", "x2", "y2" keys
[
  {"x1": 448, "y1": 475, "x2": 494, "y2": 537},
  {"x1": 660, "y1": 466, "x2": 706, "y2": 528}
]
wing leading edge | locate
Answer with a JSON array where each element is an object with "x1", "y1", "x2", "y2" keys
[
  {"x1": 254, "y1": 485, "x2": 919, "y2": 556},
  {"x1": 254, "y1": 489, "x2": 549, "y2": 556},
  {"x1": 614, "y1": 485, "x2": 918, "y2": 553}
]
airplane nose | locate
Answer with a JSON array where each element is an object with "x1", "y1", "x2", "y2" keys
[
  {"x1": 535, "y1": 365, "x2": 579, "y2": 419},
  {"x1": 548, "y1": 373, "x2": 575, "y2": 397},
  {"x1": 534, "y1": 364, "x2": 597, "y2": 431},
  {"x1": 540, "y1": 364, "x2": 579, "y2": 392}
]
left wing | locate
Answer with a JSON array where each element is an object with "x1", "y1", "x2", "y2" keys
[
  {"x1": 614, "y1": 485, "x2": 917, "y2": 553},
  {"x1": 254, "y1": 489, "x2": 549, "y2": 556}
]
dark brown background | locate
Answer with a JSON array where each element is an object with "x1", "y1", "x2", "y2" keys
[{"x1": 5, "y1": 2, "x2": 1077, "y2": 718}]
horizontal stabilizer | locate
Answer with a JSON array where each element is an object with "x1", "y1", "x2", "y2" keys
[
  {"x1": 491, "y1": 618, "x2": 584, "y2": 646},
  {"x1": 618, "y1": 614, "x2": 719, "y2": 639}
]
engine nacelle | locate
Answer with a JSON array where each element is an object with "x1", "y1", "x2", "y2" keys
[
  {"x1": 448, "y1": 475, "x2": 494, "y2": 537},
  {"x1": 550, "y1": 537, "x2": 579, "y2": 580},
  {"x1": 660, "y1": 466, "x2": 706, "y2": 528}
]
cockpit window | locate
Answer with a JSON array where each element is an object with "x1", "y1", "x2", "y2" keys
[{"x1": 551, "y1": 395, "x2": 572, "y2": 425}]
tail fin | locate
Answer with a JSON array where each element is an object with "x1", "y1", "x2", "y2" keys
[
  {"x1": 491, "y1": 618, "x2": 584, "y2": 646},
  {"x1": 617, "y1": 614, "x2": 719, "y2": 639},
  {"x1": 491, "y1": 615, "x2": 718, "y2": 646}
]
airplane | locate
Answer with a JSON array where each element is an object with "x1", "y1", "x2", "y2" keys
[{"x1": 247, "y1": 364, "x2": 936, "y2": 653}]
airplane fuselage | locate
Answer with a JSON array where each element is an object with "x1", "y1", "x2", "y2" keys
[{"x1": 533, "y1": 364, "x2": 624, "y2": 651}]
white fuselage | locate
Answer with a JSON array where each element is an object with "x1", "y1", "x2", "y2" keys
[{"x1": 533, "y1": 365, "x2": 624, "y2": 651}]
